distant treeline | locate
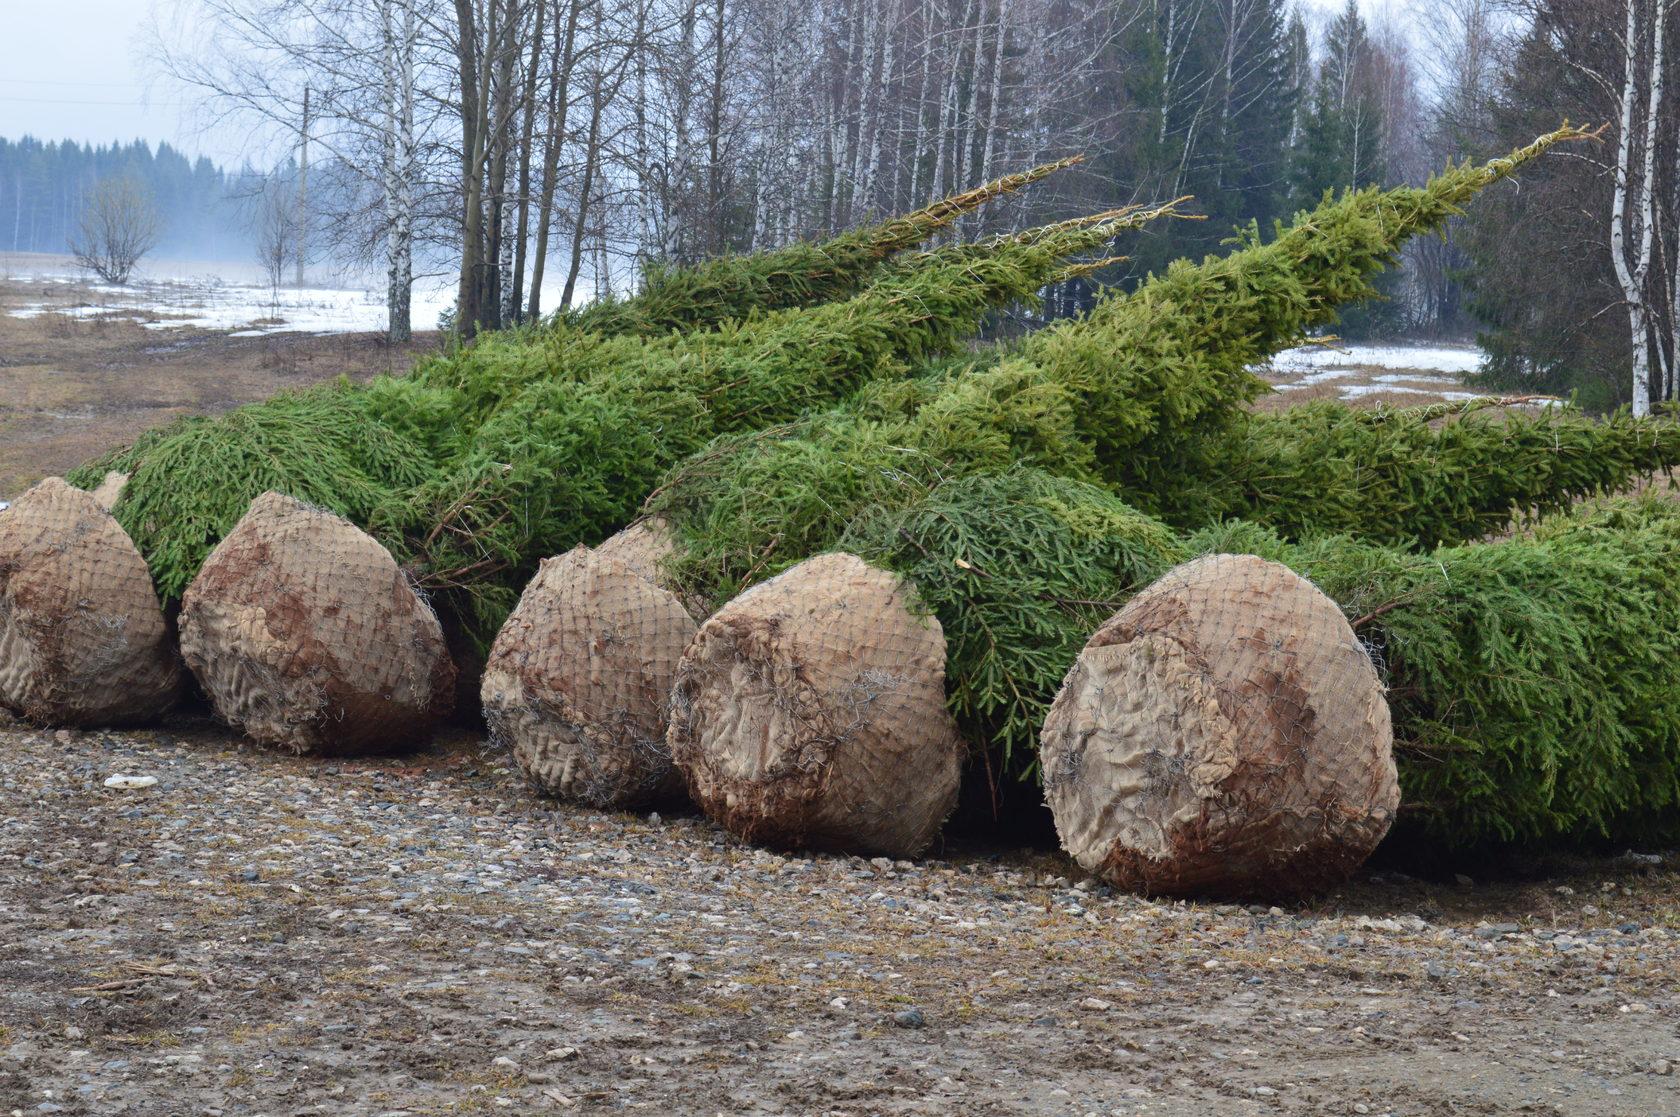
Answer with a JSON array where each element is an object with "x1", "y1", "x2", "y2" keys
[{"x1": 0, "y1": 136, "x2": 257, "y2": 261}]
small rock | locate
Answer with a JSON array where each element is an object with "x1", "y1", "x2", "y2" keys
[
  {"x1": 103, "y1": 775, "x2": 158, "y2": 790},
  {"x1": 63, "y1": 1026, "x2": 83, "y2": 1040},
  {"x1": 1079, "y1": 997, "x2": 1113, "y2": 1012},
  {"x1": 545, "y1": 1047, "x2": 579, "y2": 1061},
  {"x1": 491, "y1": 1055, "x2": 519, "y2": 1071},
  {"x1": 1650, "y1": 1060, "x2": 1671, "y2": 1076},
  {"x1": 892, "y1": 1008, "x2": 925, "y2": 1029}
]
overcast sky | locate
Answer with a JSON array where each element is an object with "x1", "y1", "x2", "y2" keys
[
  {"x1": 4, "y1": 0, "x2": 1380, "y2": 167},
  {"x1": 0, "y1": 3, "x2": 202, "y2": 154}
]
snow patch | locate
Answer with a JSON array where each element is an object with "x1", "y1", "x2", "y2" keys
[
  {"x1": 6, "y1": 270, "x2": 462, "y2": 336},
  {"x1": 1265, "y1": 343, "x2": 1485, "y2": 376}
]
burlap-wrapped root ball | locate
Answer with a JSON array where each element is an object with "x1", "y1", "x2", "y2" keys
[
  {"x1": 668, "y1": 552, "x2": 963, "y2": 858},
  {"x1": 482, "y1": 541, "x2": 697, "y2": 808},
  {"x1": 0, "y1": 477, "x2": 183, "y2": 726},
  {"x1": 1040, "y1": 553, "x2": 1398, "y2": 899},
  {"x1": 179, "y1": 491, "x2": 456, "y2": 754},
  {"x1": 591, "y1": 517, "x2": 710, "y2": 621},
  {"x1": 89, "y1": 471, "x2": 128, "y2": 512}
]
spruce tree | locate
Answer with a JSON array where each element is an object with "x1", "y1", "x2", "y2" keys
[{"x1": 1290, "y1": 0, "x2": 1387, "y2": 208}]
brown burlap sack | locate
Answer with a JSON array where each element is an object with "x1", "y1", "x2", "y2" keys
[
  {"x1": 591, "y1": 517, "x2": 709, "y2": 621},
  {"x1": 482, "y1": 543, "x2": 696, "y2": 808},
  {"x1": 90, "y1": 471, "x2": 128, "y2": 512},
  {"x1": 1040, "y1": 553, "x2": 1398, "y2": 899},
  {"x1": 178, "y1": 491, "x2": 456, "y2": 755},
  {"x1": 0, "y1": 477, "x2": 183, "y2": 726},
  {"x1": 668, "y1": 552, "x2": 963, "y2": 858}
]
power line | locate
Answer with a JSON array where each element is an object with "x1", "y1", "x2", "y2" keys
[
  {"x1": 0, "y1": 78, "x2": 145, "y2": 88},
  {"x1": 0, "y1": 96, "x2": 187, "y2": 107}
]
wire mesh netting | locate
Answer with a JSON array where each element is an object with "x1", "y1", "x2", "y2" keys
[
  {"x1": 0, "y1": 477, "x2": 183, "y2": 726},
  {"x1": 481, "y1": 542, "x2": 697, "y2": 810},
  {"x1": 1041, "y1": 553, "x2": 1399, "y2": 898},
  {"x1": 178, "y1": 491, "x2": 456, "y2": 756},
  {"x1": 668, "y1": 552, "x2": 964, "y2": 858}
]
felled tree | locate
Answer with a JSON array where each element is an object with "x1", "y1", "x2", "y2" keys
[
  {"x1": 650, "y1": 133, "x2": 1597, "y2": 615},
  {"x1": 856, "y1": 470, "x2": 1680, "y2": 854},
  {"x1": 563, "y1": 157, "x2": 1080, "y2": 338}
]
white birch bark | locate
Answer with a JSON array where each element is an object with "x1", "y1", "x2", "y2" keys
[
  {"x1": 1610, "y1": 0, "x2": 1665, "y2": 415},
  {"x1": 380, "y1": 0, "x2": 416, "y2": 342}
]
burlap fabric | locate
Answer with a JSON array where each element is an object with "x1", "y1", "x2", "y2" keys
[
  {"x1": 0, "y1": 477, "x2": 182, "y2": 726},
  {"x1": 483, "y1": 544, "x2": 696, "y2": 808},
  {"x1": 1041, "y1": 553, "x2": 1398, "y2": 898},
  {"x1": 669, "y1": 552, "x2": 963, "y2": 858},
  {"x1": 179, "y1": 491, "x2": 455, "y2": 754}
]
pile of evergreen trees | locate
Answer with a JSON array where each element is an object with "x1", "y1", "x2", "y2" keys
[
  {"x1": 67, "y1": 163, "x2": 1128, "y2": 627},
  {"x1": 27, "y1": 127, "x2": 1680, "y2": 867}
]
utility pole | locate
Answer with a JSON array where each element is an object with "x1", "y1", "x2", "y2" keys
[{"x1": 296, "y1": 86, "x2": 309, "y2": 288}]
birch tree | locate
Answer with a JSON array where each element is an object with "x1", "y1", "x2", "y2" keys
[
  {"x1": 1610, "y1": 0, "x2": 1667, "y2": 413},
  {"x1": 154, "y1": 0, "x2": 441, "y2": 341}
]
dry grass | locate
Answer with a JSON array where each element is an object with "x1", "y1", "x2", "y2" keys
[{"x1": 0, "y1": 272, "x2": 440, "y2": 497}]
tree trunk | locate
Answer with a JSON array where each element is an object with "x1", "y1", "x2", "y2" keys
[
  {"x1": 529, "y1": 0, "x2": 582, "y2": 321},
  {"x1": 454, "y1": 0, "x2": 493, "y2": 338},
  {"x1": 1610, "y1": 0, "x2": 1665, "y2": 415},
  {"x1": 382, "y1": 0, "x2": 417, "y2": 343},
  {"x1": 510, "y1": 0, "x2": 547, "y2": 324},
  {"x1": 562, "y1": 68, "x2": 604, "y2": 308}
]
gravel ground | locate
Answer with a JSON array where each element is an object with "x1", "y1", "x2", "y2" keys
[{"x1": 2, "y1": 710, "x2": 1677, "y2": 1117}]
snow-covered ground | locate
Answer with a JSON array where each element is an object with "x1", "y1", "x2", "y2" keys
[
  {"x1": 1254, "y1": 341, "x2": 1531, "y2": 404},
  {"x1": 3, "y1": 268, "x2": 460, "y2": 336},
  {"x1": 1265, "y1": 342, "x2": 1486, "y2": 376}
]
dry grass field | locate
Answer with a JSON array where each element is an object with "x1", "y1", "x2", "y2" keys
[{"x1": 0, "y1": 267, "x2": 439, "y2": 498}]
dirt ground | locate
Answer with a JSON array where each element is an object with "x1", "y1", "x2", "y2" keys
[
  {"x1": 1, "y1": 715, "x2": 1677, "y2": 1117},
  {"x1": 2, "y1": 278, "x2": 1678, "y2": 1115},
  {"x1": 0, "y1": 268, "x2": 438, "y2": 497}
]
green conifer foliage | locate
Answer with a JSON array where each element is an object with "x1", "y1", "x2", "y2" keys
[
  {"x1": 1178, "y1": 399, "x2": 1680, "y2": 547},
  {"x1": 841, "y1": 468, "x2": 1187, "y2": 777},
  {"x1": 391, "y1": 212, "x2": 1150, "y2": 638},
  {"x1": 69, "y1": 383, "x2": 437, "y2": 602},
  {"x1": 561, "y1": 158, "x2": 1080, "y2": 338},
  {"x1": 1043, "y1": 127, "x2": 1593, "y2": 511},
  {"x1": 70, "y1": 203, "x2": 1139, "y2": 620},
  {"x1": 651, "y1": 133, "x2": 1593, "y2": 610}
]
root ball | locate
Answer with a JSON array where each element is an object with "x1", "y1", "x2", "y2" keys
[
  {"x1": 668, "y1": 552, "x2": 962, "y2": 857},
  {"x1": 482, "y1": 543, "x2": 696, "y2": 808},
  {"x1": 179, "y1": 491, "x2": 455, "y2": 754},
  {"x1": 1041, "y1": 553, "x2": 1398, "y2": 898},
  {"x1": 0, "y1": 477, "x2": 183, "y2": 726}
]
